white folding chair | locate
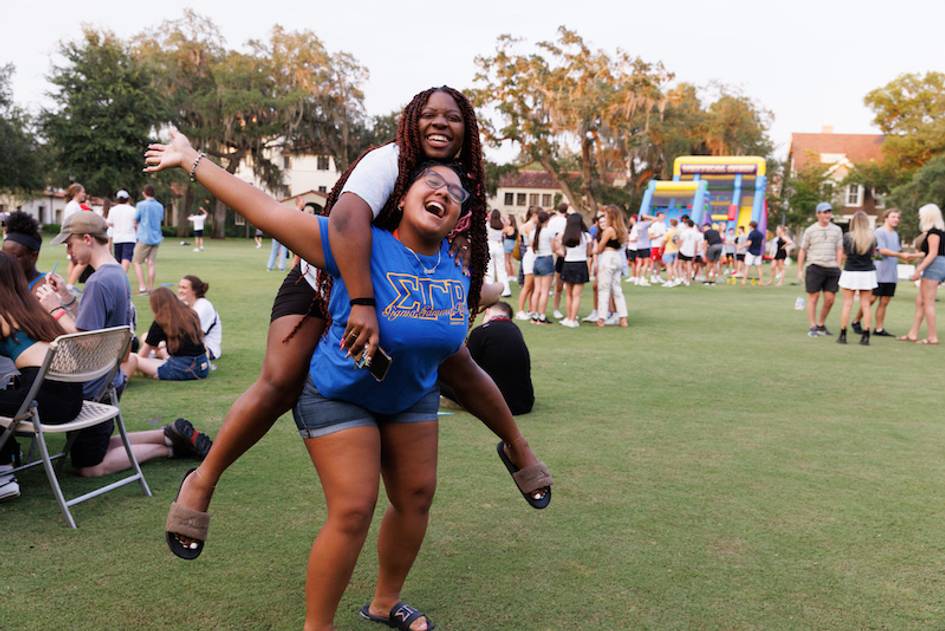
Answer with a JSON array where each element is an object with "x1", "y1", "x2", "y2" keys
[{"x1": 0, "y1": 326, "x2": 152, "y2": 527}]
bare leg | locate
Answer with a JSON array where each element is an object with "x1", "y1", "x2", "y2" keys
[
  {"x1": 369, "y1": 421, "x2": 438, "y2": 631},
  {"x1": 518, "y1": 275, "x2": 534, "y2": 314},
  {"x1": 173, "y1": 315, "x2": 322, "y2": 528},
  {"x1": 133, "y1": 260, "x2": 147, "y2": 292},
  {"x1": 874, "y1": 296, "x2": 892, "y2": 331},
  {"x1": 303, "y1": 427, "x2": 381, "y2": 631},
  {"x1": 806, "y1": 292, "x2": 820, "y2": 328},
  {"x1": 921, "y1": 279, "x2": 939, "y2": 342},
  {"x1": 906, "y1": 290, "x2": 925, "y2": 340},
  {"x1": 77, "y1": 429, "x2": 171, "y2": 477},
  {"x1": 553, "y1": 273, "x2": 564, "y2": 312},
  {"x1": 819, "y1": 291, "x2": 836, "y2": 327},
  {"x1": 134, "y1": 355, "x2": 166, "y2": 378},
  {"x1": 568, "y1": 283, "x2": 582, "y2": 321},
  {"x1": 839, "y1": 289, "x2": 854, "y2": 329},
  {"x1": 860, "y1": 291, "x2": 874, "y2": 332},
  {"x1": 147, "y1": 259, "x2": 157, "y2": 291}
]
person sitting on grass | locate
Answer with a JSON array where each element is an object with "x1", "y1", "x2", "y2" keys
[
  {"x1": 440, "y1": 301, "x2": 534, "y2": 415},
  {"x1": 0, "y1": 254, "x2": 208, "y2": 488},
  {"x1": 147, "y1": 127, "x2": 552, "y2": 631},
  {"x1": 177, "y1": 275, "x2": 222, "y2": 361},
  {"x1": 135, "y1": 287, "x2": 210, "y2": 381}
]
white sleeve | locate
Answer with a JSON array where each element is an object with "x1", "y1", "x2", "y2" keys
[
  {"x1": 193, "y1": 300, "x2": 214, "y2": 332},
  {"x1": 340, "y1": 144, "x2": 400, "y2": 219}
]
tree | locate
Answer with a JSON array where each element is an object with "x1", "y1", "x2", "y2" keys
[
  {"x1": 472, "y1": 27, "x2": 670, "y2": 217},
  {"x1": 864, "y1": 72, "x2": 945, "y2": 172},
  {"x1": 782, "y1": 164, "x2": 832, "y2": 230},
  {"x1": 41, "y1": 28, "x2": 164, "y2": 197},
  {"x1": 703, "y1": 89, "x2": 773, "y2": 157},
  {"x1": 0, "y1": 64, "x2": 44, "y2": 193},
  {"x1": 137, "y1": 11, "x2": 369, "y2": 237},
  {"x1": 887, "y1": 155, "x2": 945, "y2": 240}
]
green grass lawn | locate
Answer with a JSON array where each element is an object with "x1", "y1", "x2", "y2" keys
[{"x1": 4, "y1": 239, "x2": 944, "y2": 630}]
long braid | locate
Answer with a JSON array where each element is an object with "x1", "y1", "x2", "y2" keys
[{"x1": 284, "y1": 86, "x2": 488, "y2": 342}]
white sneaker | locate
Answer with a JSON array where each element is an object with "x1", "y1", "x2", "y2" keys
[
  {"x1": 501, "y1": 289, "x2": 512, "y2": 297},
  {"x1": 193, "y1": 248, "x2": 201, "y2": 252},
  {"x1": 514, "y1": 310, "x2": 530, "y2": 321},
  {"x1": 638, "y1": 280, "x2": 650, "y2": 287},
  {"x1": 0, "y1": 465, "x2": 20, "y2": 502},
  {"x1": 582, "y1": 310, "x2": 599, "y2": 322},
  {"x1": 553, "y1": 310, "x2": 565, "y2": 320},
  {"x1": 604, "y1": 315, "x2": 619, "y2": 326},
  {"x1": 563, "y1": 319, "x2": 579, "y2": 328}
]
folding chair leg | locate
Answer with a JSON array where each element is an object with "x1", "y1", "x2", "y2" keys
[
  {"x1": 113, "y1": 411, "x2": 152, "y2": 498},
  {"x1": 33, "y1": 421, "x2": 77, "y2": 529}
]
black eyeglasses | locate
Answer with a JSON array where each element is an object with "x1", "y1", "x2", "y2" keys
[{"x1": 421, "y1": 170, "x2": 469, "y2": 205}]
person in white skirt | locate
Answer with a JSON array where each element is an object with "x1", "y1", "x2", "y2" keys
[
  {"x1": 837, "y1": 211, "x2": 878, "y2": 345},
  {"x1": 485, "y1": 209, "x2": 511, "y2": 297}
]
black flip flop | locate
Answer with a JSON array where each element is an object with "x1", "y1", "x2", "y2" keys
[
  {"x1": 496, "y1": 441, "x2": 552, "y2": 510},
  {"x1": 359, "y1": 601, "x2": 436, "y2": 630},
  {"x1": 165, "y1": 468, "x2": 209, "y2": 560}
]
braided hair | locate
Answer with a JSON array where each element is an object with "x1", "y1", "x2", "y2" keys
[{"x1": 292, "y1": 86, "x2": 487, "y2": 340}]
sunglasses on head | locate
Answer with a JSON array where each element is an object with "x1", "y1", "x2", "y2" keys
[{"x1": 421, "y1": 169, "x2": 469, "y2": 205}]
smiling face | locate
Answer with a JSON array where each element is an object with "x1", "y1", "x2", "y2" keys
[
  {"x1": 177, "y1": 278, "x2": 196, "y2": 305},
  {"x1": 398, "y1": 165, "x2": 465, "y2": 246},
  {"x1": 418, "y1": 91, "x2": 464, "y2": 160}
]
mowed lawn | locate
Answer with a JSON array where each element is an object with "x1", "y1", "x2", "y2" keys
[{"x1": 4, "y1": 238, "x2": 945, "y2": 630}]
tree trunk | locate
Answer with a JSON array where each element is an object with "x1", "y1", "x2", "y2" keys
[
  {"x1": 209, "y1": 154, "x2": 244, "y2": 239},
  {"x1": 537, "y1": 154, "x2": 586, "y2": 219},
  {"x1": 580, "y1": 136, "x2": 599, "y2": 217},
  {"x1": 177, "y1": 183, "x2": 194, "y2": 237}
]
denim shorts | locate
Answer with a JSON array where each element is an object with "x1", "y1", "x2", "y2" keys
[
  {"x1": 922, "y1": 256, "x2": 945, "y2": 283},
  {"x1": 533, "y1": 255, "x2": 554, "y2": 277},
  {"x1": 292, "y1": 377, "x2": 440, "y2": 439},
  {"x1": 157, "y1": 354, "x2": 210, "y2": 381},
  {"x1": 503, "y1": 238, "x2": 516, "y2": 254}
]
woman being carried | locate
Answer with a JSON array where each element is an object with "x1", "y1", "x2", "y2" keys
[
  {"x1": 160, "y1": 87, "x2": 550, "y2": 553},
  {"x1": 148, "y1": 131, "x2": 546, "y2": 630}
]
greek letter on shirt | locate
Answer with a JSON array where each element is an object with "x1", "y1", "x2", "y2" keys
[{"x1": 382, "y1": 273, "x2": 466, "y2": 324}]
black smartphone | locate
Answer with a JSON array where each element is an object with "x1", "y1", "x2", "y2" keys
[{"x1": 353, "y1": 345, "x2": 393, "y2": 382}]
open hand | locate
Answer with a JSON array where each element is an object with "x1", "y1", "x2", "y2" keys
[{"x1": 144, "y1": 129, "x2": 196, "y2": 174}]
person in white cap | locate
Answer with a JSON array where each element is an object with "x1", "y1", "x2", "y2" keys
[
  {"x1": 107, "y1": 190, "x2": 137, "y2": 272},
  {"x1": 797, "y1": 201, "x2": 844, "y2": 337}
]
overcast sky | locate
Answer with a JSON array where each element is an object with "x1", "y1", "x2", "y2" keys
[{"x1": 3, "y1": 0, "x2": 941, "y2": 162}]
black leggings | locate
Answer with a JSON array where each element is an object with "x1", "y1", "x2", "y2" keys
[{"x1": 0, "y1": 367, "x2": 84, "y2": 464}]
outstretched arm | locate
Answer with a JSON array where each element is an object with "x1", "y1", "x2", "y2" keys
[{"x1": 144, "y1": 130, "x2": 325, "y2": 268}]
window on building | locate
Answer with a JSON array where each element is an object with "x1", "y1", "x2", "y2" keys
[
  {"x1": 317, "y1": 156, "x2": 330, "y2": 171},
  {"x1": 504, "y1": 192, "x2": 514, "y2": 206},
  {"x1": 317, "y1": 186, "x2": 327, "y2": 193},
  {"x1": 528, "y1": 193, "x2": 539, "y2": 206},
  {"x1": 874, "y1": 192, "x2": 885, "y2": 209},
  {"x1": 845, "y1": 184, "x2": 862, "y2": 207},
  {"x1": 541, "y1": 194, "x2": 552, "y2": 207},
  {"x1": 234, "y1": 212, "x2": 246, "y2": 226},
  {"x1": 283, "y1": 155, "x2": 292, "y2": 169},
  {"x1": 516, "y1": 193, "x2": 526, "y2": 207}
]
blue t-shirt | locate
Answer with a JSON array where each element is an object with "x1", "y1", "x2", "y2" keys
[
  {"x1": 874, "y1": 226, "x2": 900, "y2": 284},
  {"x1": 747, "y1": 229, "x2": 765, "y2": 256},
  {"x1": 310, "y1": 216, "x2": 470, "y2": 415},
  {"x1": 135, "y1": 199, "x2": 164, "y2": 245},
  {"x1": 75, "y1": 264, "x2": 132, "y2": 398}
]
